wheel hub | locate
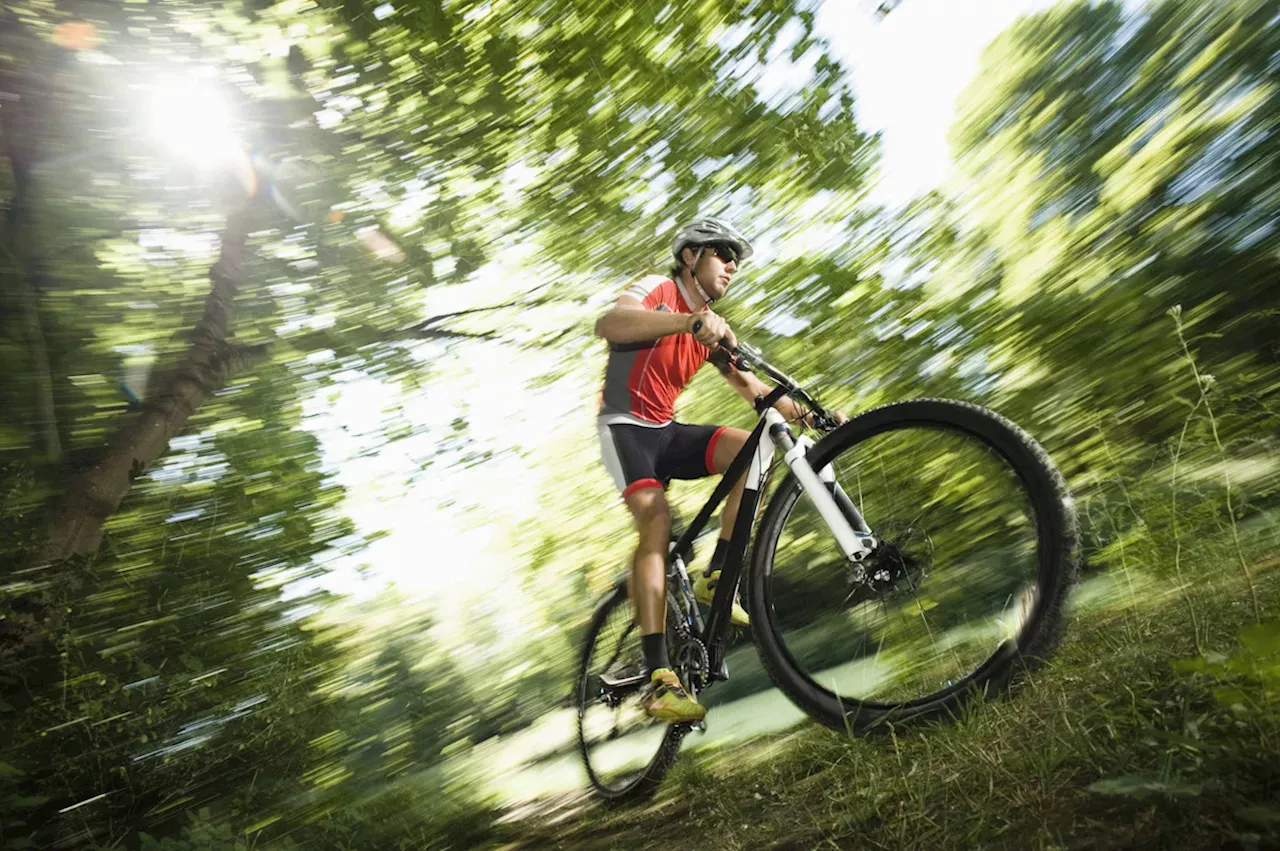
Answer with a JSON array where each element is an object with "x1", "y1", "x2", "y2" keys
[{"x1": 845, "y1": 523, "x2": 932, "y2": 606}]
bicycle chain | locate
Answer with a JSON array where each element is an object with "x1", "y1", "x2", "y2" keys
[{"x1": 668, "y1": 572, "x2": 710, "y2": 690}]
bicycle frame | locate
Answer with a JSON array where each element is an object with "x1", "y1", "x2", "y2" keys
[{"x1": 666, "y1": 354, "x2": 878, "y2": 682}]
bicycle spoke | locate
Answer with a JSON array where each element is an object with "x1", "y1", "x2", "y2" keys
[
  {"x1": 760, "y1": 416, "x2": 1048, "y2": 709},
  {"x1": 598, "y1": 621, "x2": 636, "y2": 679},
  {"x1": 577, "y1": 588, "x2": 685, "y2": 800}
]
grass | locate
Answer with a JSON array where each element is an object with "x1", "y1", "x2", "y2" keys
[
  {"x1": 489, "y1": 329, "x2": 1280, "y2": 849},
  {"x1": 492, "y1": 550, "x2": 1280, "y2": 850}
]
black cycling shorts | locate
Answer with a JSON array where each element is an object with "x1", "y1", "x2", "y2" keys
[{"x1": 598, "y1": 421, "x2": 728, "y2": 499}]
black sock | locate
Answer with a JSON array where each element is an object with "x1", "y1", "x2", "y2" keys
[
  {"x1": 642, "y1": 633, "x2": 669, "y2": 674},
  {"x1": 706, "y1": 538, "x2": 730, "y2": 577}
]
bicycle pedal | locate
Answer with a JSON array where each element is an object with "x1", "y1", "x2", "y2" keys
[{"x1": 692, "y1": 720, "x2": 707, "y2": 733}]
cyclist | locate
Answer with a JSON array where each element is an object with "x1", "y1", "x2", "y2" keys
[{"x1": 594, "y1": 217, "x2": 839, "y2": 723}]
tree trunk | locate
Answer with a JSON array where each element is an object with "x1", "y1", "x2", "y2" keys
[
  {"x1": 20, "y1": 277, "x2": 61, "y2": 464},
  {"x1": 37, "y1": 208, "x2": 256, "y2": 563},
  {"x1": 1, "y1": 39, "x2": 63, "y2": 465}
]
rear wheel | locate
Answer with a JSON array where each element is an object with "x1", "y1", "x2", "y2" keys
[
  {"x1": 576, "y1": 584, "x2": 688, "y2": 803},
  {"x1": 749, "y1": 399, "x2": 1079, "y2": 732}
]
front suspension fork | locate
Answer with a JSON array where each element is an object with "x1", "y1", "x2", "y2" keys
[{"x1": 765, "y1": 409, "x2": 876, "y2": 562}]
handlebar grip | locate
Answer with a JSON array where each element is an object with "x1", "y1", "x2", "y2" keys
[{"x1": 691, "y1": 318, "x2": 736, "y2": 354}]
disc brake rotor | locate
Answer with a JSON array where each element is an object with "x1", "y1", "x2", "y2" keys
[{"x1": 845, "y1": 521, "x2": 933, "y2": 606}]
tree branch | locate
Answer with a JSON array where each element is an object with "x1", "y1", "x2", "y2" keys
[
  {"x1": 224, "y1": 342, "x2": 270, "y2": 379},
  {"x1": 38, "y1": 203, "x2": 257, "y2": 563},
  {"x1": 405, "y1": 281, "x2": 558, "y2": 334},
  {"x1": 402, "y1": 327, "x2": 497, "y2": 341}
]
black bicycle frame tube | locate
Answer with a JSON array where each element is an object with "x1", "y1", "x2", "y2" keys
[
  {"x1": 664, "y1": 387, "x2": 791, "y2": 670},
  {"x1": 695, "y1": 390, "x2": 792, "y2": 677},
  {"x1": 701, "y1": 479, "x2": 763, "y2": 678},
  {"x1": 668, "y1": 412, "x2": 771, "y2": 565}
]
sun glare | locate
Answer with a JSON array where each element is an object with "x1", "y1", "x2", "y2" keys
[{"x1": 146, "y1": 76, "x2": 239, "y2": 167}]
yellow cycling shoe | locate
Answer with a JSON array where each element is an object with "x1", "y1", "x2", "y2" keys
[
  {"x1": 692, "y1": 569, "x2": 750, "y2": 628},
  {"x1": 640, "y1": 668, "x2": 706, "y2": 723}
]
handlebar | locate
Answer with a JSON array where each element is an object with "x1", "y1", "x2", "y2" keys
[
  {"x1": 690, "y1": 318, "x2": 788, "y2": 381},
  {"x1": 689, "y1": 318, "x2": 836, "y2": 430}
]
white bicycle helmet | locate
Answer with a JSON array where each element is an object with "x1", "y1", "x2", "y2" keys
[
  {"x1": 671, "y1": 217, "x2": 754, "y2": 264},
  {"x1": 670, "y1": 217, "x2": 753, "y2": 305}
]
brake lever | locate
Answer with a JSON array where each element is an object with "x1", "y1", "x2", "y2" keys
[{"x1": 734, "y1": 340, "x2": 764, "y2": 363}]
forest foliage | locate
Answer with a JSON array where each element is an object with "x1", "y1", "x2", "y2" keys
[{"x1": 1, "y1": 0, "x2": 1277, "y2": 847}]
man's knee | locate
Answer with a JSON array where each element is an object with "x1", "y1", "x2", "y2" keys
[
  {"x1": 626, "y1": 487, "x2": 670, "y2": 542},
  {"x1": 712, "y1": 427, "x2": 751, "y2": 474}
]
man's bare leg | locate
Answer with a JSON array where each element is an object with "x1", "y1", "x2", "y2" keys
[
  {"x1": 624, "y1": 486, "x2": 670, "y2": 647},
  {"x1": 621, "y1": 485, "x2": 706, "y2": 722}
]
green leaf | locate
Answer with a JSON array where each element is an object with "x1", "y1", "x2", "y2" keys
[
  {"x1": 1172, "y1": 657, "x2": 1210, "y2": 674},
  {"x1": 1239, "y1": 620, "x2": 1280, "y2": 659},
  {"x1": 1088, "y1": 775, "x2": 1202, "y2": 799},
  {"x1": 1236, "y1": 806, "x2": 1280, "y2": 828},
  {"x1": 1212, "y1": 686, "x2": 1250, "y2": 710}
]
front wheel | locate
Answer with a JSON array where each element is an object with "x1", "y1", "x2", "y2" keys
[{"x1": 749, "y1": 399, "x2": 1079, "y2": 733}]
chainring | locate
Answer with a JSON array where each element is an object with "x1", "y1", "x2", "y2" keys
[{"x1": 672, "y1": 636, "x2": 710, "y2": 693}]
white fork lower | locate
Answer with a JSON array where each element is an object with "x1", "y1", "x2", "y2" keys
[{"x1": 761, "y1": 409, "x2": 876, "y2": 563}]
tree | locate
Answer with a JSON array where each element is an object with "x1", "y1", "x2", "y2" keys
[
  {"x1": 941, "y1": 0, "x2": 1279, "y2": 449},
  {"x1": 1, "y1": 0, "x2": 881, "y2": 845}
]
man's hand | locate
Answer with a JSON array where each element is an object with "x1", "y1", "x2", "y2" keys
[{"x1": 687, "y1": 311, "x2": 738, "y2": 350}]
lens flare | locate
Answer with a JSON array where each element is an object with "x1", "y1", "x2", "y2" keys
[
  {"x1": 52, "y1": 20, "x2": 101, "y2": 51},
  {"x1": 145, "y1": 77, "x2": 240, "y2": 167}
]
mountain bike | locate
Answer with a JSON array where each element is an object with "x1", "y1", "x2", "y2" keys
[{"x1": 575, "y1": 337, "x2": 1079, "y2": 803}]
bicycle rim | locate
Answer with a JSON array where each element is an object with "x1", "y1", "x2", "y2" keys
[
  {"x1": 576, "y1": 587, "x2": 683, "y2": 801},
  {"x1": 754, "y1": 401, "x2": 1074, "y2": 722}
]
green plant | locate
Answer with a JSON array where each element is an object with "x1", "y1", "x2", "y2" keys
[{"x1": 1176, "y1": 620, "x2": 1280, "y2": 718}]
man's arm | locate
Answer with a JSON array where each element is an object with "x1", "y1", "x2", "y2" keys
[
  {"x1": 595, "y1": 294, "x2": 735, "y2": 348},
  {"x1": 594, "y1": 297, "x2": 694, "y2": 344}
]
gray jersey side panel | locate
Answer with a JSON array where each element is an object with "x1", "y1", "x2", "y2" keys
[{"x1": 600, "y1": 345, "x2": 642, "y2": 417}]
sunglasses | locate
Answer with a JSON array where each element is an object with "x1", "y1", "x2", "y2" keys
[{"x1": 703, "y1": 243, "x2": 740, "y2": 265}]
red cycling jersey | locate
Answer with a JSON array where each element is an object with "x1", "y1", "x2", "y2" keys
[{"x1": 598, "y1": 275, "x2": 713, "y2": 426}]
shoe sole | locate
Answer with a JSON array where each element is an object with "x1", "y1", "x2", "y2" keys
[{"x1": 646, "y1": 707, "x2": 707, "y2": 723}]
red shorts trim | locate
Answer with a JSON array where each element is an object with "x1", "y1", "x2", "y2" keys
[
  {"x1": 705, "y1": 426, "x2": 728, "y2": 474},
  {"x1": 622, "y1": 478, "x2": 664, "y2": 499}
]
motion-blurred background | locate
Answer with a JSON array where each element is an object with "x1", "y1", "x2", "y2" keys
[{"x1": 1, "y1": 0, "x2": 1277, "y2": 847}]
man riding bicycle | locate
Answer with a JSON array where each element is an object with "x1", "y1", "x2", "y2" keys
[{"x1": 594, "y1": 217, "x2": 840, "y2": 723}]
